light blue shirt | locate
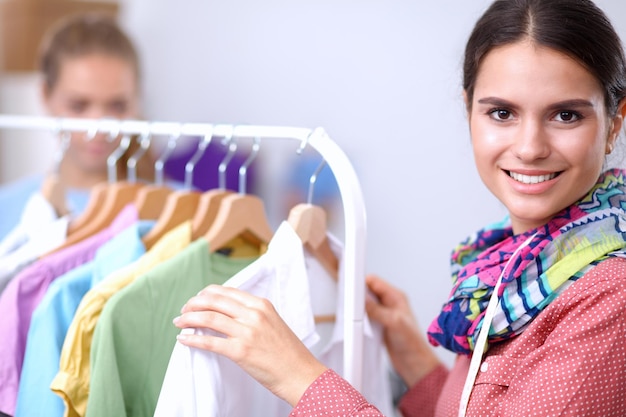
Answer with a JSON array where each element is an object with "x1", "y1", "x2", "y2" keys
[
  {"x1": 0, "y1": 174, "x2": 91, "y2": 242},
  {"x1": 14, "y1": 220, "x2": 154, "y2": 417}
]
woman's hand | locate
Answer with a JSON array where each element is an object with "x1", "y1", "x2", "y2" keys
[
  {"x1": 173, "y1": 284, "x2": 328, "y2": 407},
  {"x1": 365, "y1": 274, "x2": 441, "y2": 387}
]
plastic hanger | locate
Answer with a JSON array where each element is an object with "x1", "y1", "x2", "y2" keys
[
  {"x1": 142, "y1": 126, "x2": 201, "y2": 249},
  {"x1": 49, "y1": 126, "x2": 142, "y2": 254},
  {"x1": 191, "y1": 129, "x2": 236, "y2": 240},
  {"x1": 204, "y1": 136, "x2": 273, "y2": 254},
  {"x1": 133, "y1": 128, "x2": 174, "y2": 220},
  {"x1": 287, "y1": 158, "x2": 339, "y2": 281}
]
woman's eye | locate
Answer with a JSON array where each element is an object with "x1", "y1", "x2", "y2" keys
[
  {"x1": 68, "y1": 101, "x2": 87, "y2": 114},
  {"x1": 489, "y1": 109, "x2": 512, "y2": 121},
  {"x1": 554, "y1": 111, "x2": 580, "y2": 123},
  {"x1": 108, "y1": 101, "x2": 128, "y2": 115}
]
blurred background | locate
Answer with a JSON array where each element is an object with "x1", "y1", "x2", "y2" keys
[{"x1": 1, "y1": 0, "x2": 625, "y2": 368}]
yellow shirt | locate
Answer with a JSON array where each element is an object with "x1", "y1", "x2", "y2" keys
[{"x1": 50, "y1": 222, "x2": 193, "y2": 417}]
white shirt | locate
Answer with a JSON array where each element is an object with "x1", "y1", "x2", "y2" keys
[
  {"x1": 0, "y1": 192, "x2": 69, "y2": 294},
  {"x1": 155, "y1": 221, "x2": 393, "y2": 416}
]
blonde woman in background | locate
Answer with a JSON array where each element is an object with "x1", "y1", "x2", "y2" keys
[{"x1": 0, "y1": 14, "x2": 153, "y2": 241}]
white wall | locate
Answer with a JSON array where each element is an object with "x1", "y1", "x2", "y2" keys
[{"x1": 2, "y1": 0, "x2": 626, "y2": 368}]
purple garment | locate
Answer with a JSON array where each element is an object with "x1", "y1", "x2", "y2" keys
[
  {"x1": 163, "y1": 138, "x2": 257, "y2": 193},
  {"x1": 0, "y1": 205, "x2": 138, "y2": 416}
]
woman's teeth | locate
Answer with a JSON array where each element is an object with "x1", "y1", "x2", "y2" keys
[{"x1": 508, "y1": 171, "x2": 557, "y2": 184}]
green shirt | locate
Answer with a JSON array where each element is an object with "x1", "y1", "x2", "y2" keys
[{"x1": 86, "y1": 239, "x2": 256, "y2": 417}]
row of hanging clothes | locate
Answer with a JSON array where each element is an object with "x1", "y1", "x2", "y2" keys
[{"x1": 0, "y1": 116, "x2": 392, "y2": 417}]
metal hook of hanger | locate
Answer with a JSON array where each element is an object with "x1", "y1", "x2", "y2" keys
[
  {"x1": 154, "y1": 125, "x2": 182, "y2": 186},
  {"x1": 184, "y1": 126, "x2": 214, "y2": 190},
  {"x1": 106, "y1": 123, "x2": 130, "y2": 183},
  {"x1": 53, "y1": 119, "x2": 71, "y2": 174},
  {"x1": 296, "y1": 130, "x2": 315, "y2": 156},
  {"x1": 127, "y1": 124, "x2": 152, "y2": 184},
  {"x1": 307, "y1": 159, "x2": 327, "y2": 205},
  {"x1": 86, "y1": 122, "x2": 99, "y2": 142},
  {"x1": 239, "y1": 136, "x2": 261, "y2": 195},
  {"x1": 218, "y1": 127, "x2": 237, "y2": 191},
  {"x1": 294, "y1": 130, "x2": 325, "y2": 204}
]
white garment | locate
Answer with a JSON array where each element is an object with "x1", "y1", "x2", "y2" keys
[
  {"x1": 155, "y1": 221, "x2": 393, "y2": 417},
  {"x1": 0, "y1": 192, "x2": 69, "y2": 294},
  {"x1": 0, "y1": 192, "x2": 61, "y2": 257},
  {"x1": 310, "y1": 234, "x2": 394, "y2": 417}
]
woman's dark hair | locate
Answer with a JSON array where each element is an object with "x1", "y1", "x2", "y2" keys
[{"x1": 463, "y1": 0, "x2": 626, "y2": 117}]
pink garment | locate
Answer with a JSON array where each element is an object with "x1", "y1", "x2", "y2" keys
[
  {"x1": 0, "y1": 205, "x2": 138, "y2": 416},
  {"x1": 291, "y1": 257, "x2": 626, "y2": 417}
]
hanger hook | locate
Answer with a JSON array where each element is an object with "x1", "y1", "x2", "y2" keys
[
  {"x1": 86, "y1": 123, "x2": 99, "y2": 142},
  {"x1": 127, "y1": 124, "x2": 152, "y2": 183},
  {"x1": 184, "y1": 126, "x2": 214, "y2": 190},
  {"x1": 239, "y1": 136, "x2": 260, "y2": 195},
  {"x1": 106, "y1": 123, "x2": 129, "y2": 183},
  {"x1": 154, "y1": 125, "x2": 182, "y2": 186},
  {"x1": 218, "y1": 126, "x2": 237, "y2": 190},
  {"x1": 296, "y1": 130, "x2": 315, "y2": 155},
  {"x1": 53, "y1": 119, "x2": 71, "y2": 174},
  {"x1": 307, "y1": 159, "x2": 327, "y2": 205}
]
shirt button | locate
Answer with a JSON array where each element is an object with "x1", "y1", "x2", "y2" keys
[{"x1": 480, "y1": 362, "x2": 489, "y2": 373}]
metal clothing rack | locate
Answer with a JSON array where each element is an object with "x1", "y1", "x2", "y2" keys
[{"x1": 0, "y1": 114, "x2": 367, "y2": 391}]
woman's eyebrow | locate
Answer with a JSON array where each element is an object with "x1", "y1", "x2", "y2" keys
[{"x1": 476, "y1": 97, "x2": 595, "y2": 110}]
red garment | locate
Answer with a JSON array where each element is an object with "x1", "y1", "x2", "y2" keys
[{"x1": 291, "y1": 257, "x2": 626, "y2": 417}]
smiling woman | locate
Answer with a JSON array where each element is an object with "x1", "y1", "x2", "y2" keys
[
  {"x1": 467, "y1": 41, "x2": 623, "y2": 233},
  {"x1": 0, "y1": 14, "x2": 154, "y2": 241},
  {"x1": 169, "y1": 1, "x2": 626, "y2": 416}
]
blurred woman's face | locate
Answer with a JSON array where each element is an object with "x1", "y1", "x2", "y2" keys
[{"x1": 43, "y1": 53, "x2": 139, "y2": 179}]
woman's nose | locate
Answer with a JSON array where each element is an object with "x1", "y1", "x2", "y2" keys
[{"x1": 512, "y1": 120, "x2": 550, "y2": 161}]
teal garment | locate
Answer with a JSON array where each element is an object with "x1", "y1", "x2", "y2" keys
[
  {"x1": 14, "y1": 220, "x2": 154, "y2": 417},
  {"x1": 0, "y1": 174, "x2": 91, "y2": 242},
  {"x1": 86, "y1": 239, "x2": 257, "y2": 417}
]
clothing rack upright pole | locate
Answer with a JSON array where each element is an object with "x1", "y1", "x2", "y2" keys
[{"x1": 0, "y1": 114, "x2": 367, "y2": 391}]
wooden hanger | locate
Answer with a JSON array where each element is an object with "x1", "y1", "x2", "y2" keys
[
  {"x1": 287, "y1": 156, "x2": 338, "y2": 279},
  {"x1": 204, "y1": 192, "x2": 273, "y2": 253},
  {"x1": 288, "y1": 157, "x2": 338, "y2": 324},
  {"x1": 44, "y1": 131, "x2": 143, "y2": 256},
  {"x1": 126, "y1": 128, "x2": 172, "y2": 220},
  {"x1": 191, "y1": 131, "x2": 237, "y2": 239},
  {"x1": 134, "y1": 184, "x2": 172, "y2": 220},
  {"x1": 142, "y1": 189, "x2": 200, "y2": 249},
  {"x1": 66, "y1": 181, "x2": 108, "y2": 234},
  {"x1": 203, "y1": 137, "x2": 273, "y2": 254},
  {"x1": 46, "y1": 180, "x2": 143, "y2": 255},
  {"x1": 289, "y1": 203, "x2": 338, "y2": 325},
  {"x1": 288, "y1": 203, "x2": 338, "y2": 281},
  {"x1": 191, "y1": 189, "x2": 233, "y2": 240},
  {"x1": 140, "y1": 128, "x2": 207, "y2": 249}
]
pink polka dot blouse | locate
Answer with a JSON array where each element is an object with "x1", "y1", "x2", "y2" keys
[{"x1": 290, "y1": 257, "x2": 626, "y2": 417}]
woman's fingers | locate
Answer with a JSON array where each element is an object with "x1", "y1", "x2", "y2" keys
[{"x1": 172, "y1": 284, "x2": 327, "y2": 406}]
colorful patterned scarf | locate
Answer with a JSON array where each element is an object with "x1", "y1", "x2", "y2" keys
[{"x1": 427, "y1": 169, "x2": 626, "y2": 355}]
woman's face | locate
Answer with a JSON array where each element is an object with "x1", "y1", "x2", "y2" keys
[
  {"x1": 43, "y1": 53, "x2": 139, "y2": 178},
  {"x1": 467, "y1": 41, "x2": 624, "y2": 234}
]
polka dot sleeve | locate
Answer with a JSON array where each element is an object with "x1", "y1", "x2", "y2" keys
[
  {"x1": 398, "y1": 364, "x2": 449, "y2": 417},
  {"x1": 289, "y1": 369, "x2": 384, "y2": 416}
]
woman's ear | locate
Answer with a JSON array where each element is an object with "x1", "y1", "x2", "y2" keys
[
  {"x1": 606, "y1": 99, "x2": 626, "y2": 154},
  {"x1": 619, "y1": 98, "x2": 626, "y2": 122}
]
